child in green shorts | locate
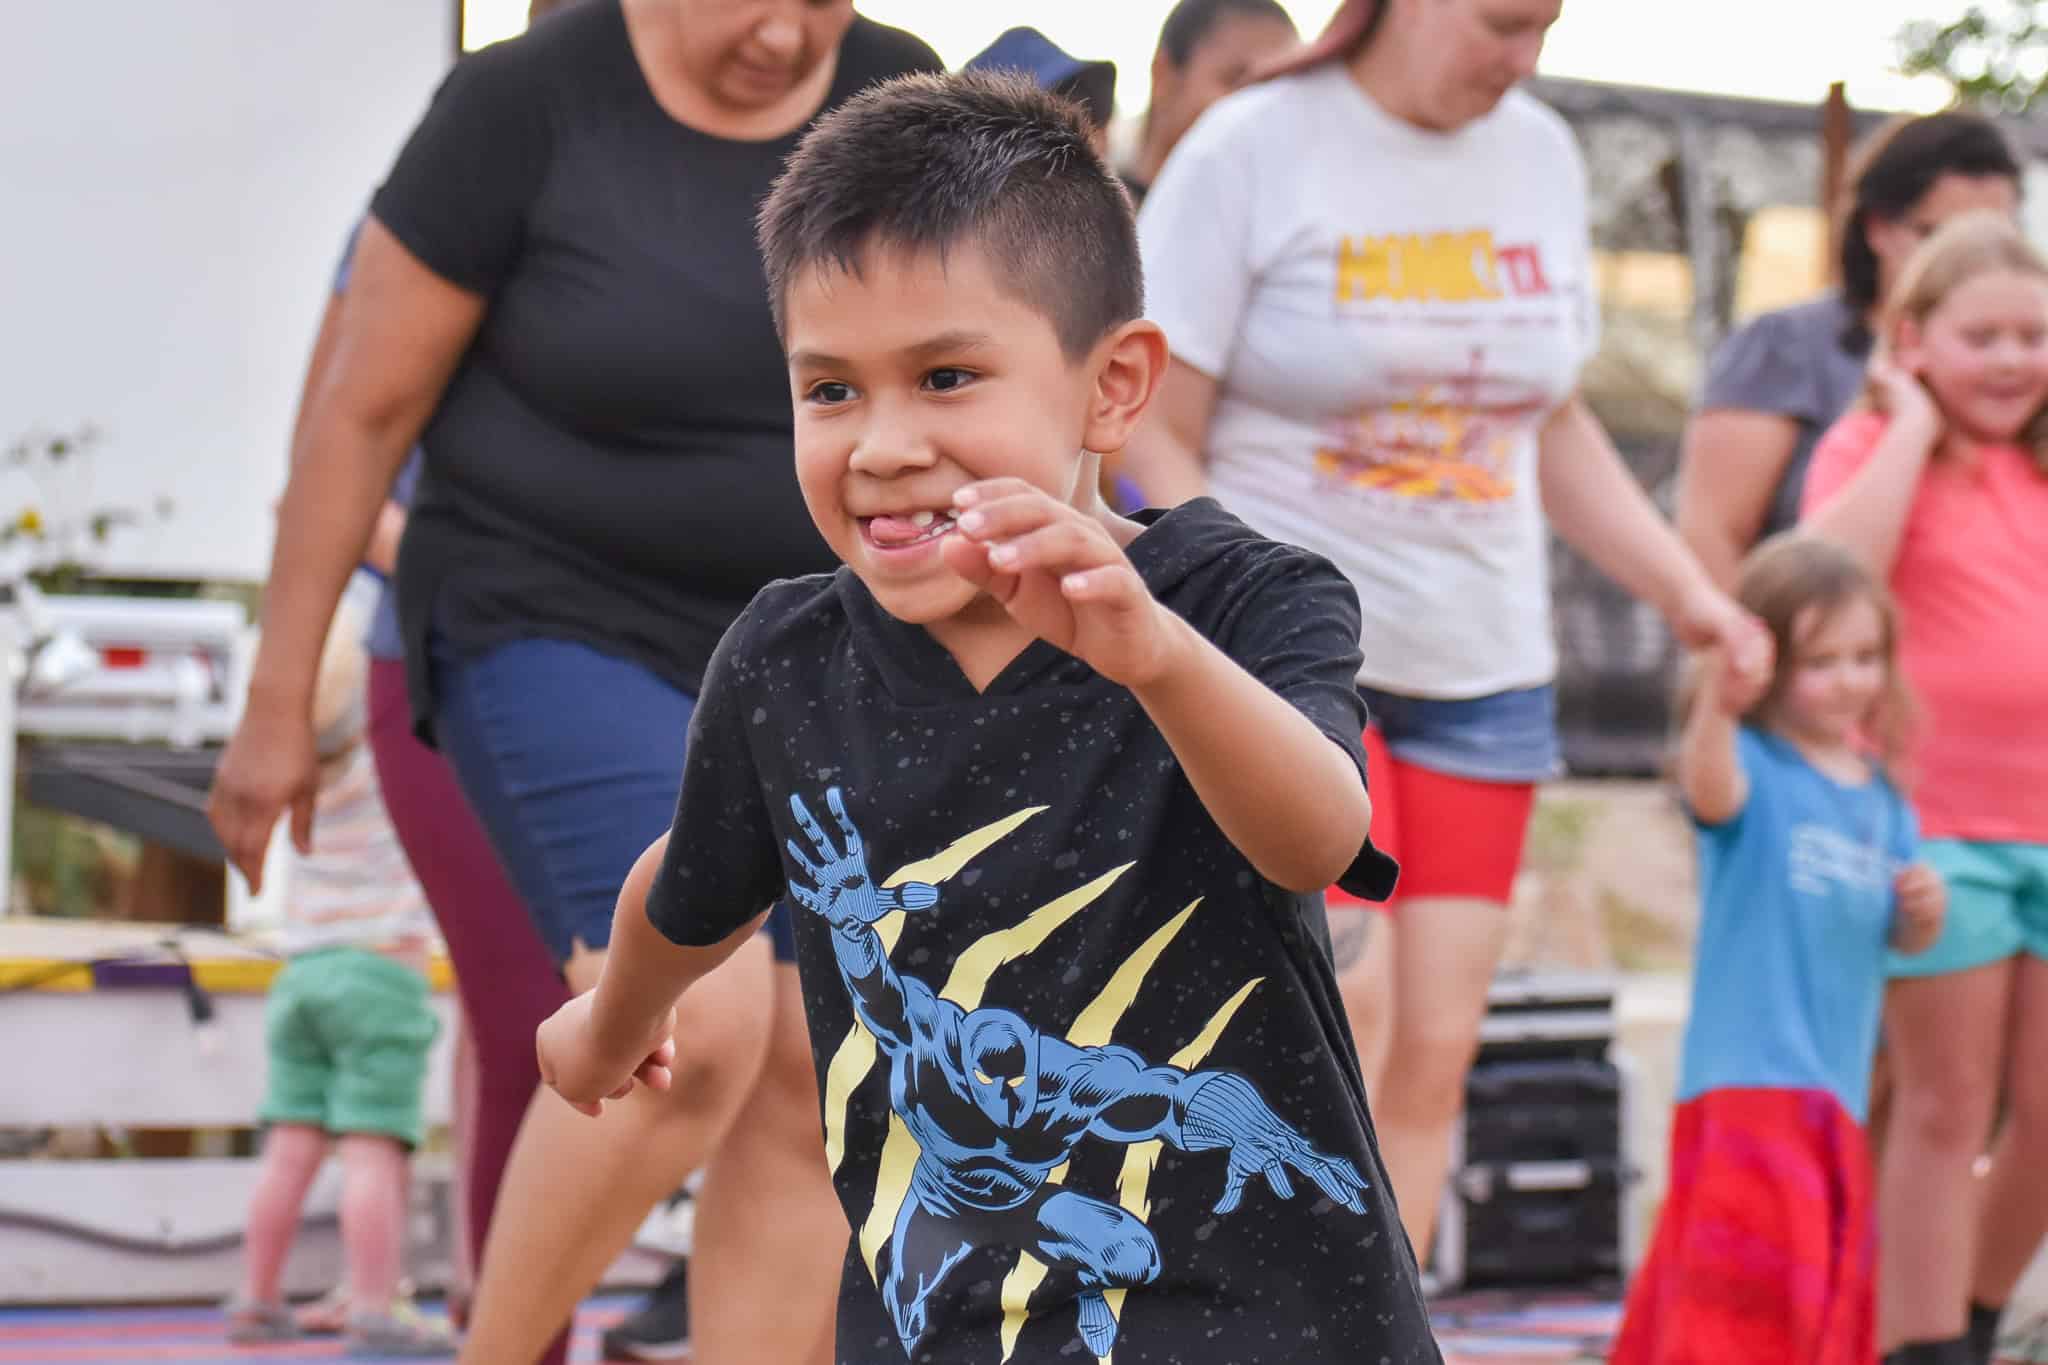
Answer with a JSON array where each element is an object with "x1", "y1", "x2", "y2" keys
[{"x1": 224, "y1": 598, "x2": 454, "y2": 1357}]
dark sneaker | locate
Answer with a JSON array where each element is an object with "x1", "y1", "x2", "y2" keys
[{"x1": 601, "y1": 1261, "x2": 690, "y2": 1362}]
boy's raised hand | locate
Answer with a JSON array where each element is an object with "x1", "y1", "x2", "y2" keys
[
  {"x1": 943, "y1": 479, "x2": 1184, "y2": 688},
  {"x1": 536, "y1": 991, "x2": 678, "y2": 1118}
]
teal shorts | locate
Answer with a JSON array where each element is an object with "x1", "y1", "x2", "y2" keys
[
  {"x1": 259, "y1": 946, "x2": 440, "y2": 1146},
  {"x1": 1890, "y1": 839, "x2": 2048, "y2": 979}
]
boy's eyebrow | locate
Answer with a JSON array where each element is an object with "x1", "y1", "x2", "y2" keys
[
  {"x1": 902, "y1": 330, "x2": 996, "y2": 359},
  {"x1": 787, "y1": 330, "x2": 997, "y2": 371}
]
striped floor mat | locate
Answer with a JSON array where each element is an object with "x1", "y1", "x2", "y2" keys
[
  {"x1": 8, "y1": 1291, "x2": 2043, "y2": 1363},
  {"x1": 2, "y1": 1291, "x2": 1613, "y2": 1364},
  {"x1": 1430, "y1": 1289, "x2": 1617, "y2": 1362},
  {"x1": 0, "y1": 1299, "x2": 616, "y2": 1364},
  {"x1": 73, "y1": 1290, "x2": 2048, "y2": 1363}
]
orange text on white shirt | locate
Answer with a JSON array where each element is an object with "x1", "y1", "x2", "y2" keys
[{"x1": 1335, "y1": 230, "x2": 1552, "y2": 305}]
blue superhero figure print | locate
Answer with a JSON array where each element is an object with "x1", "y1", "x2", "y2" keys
[{"x1": 785, "y1": 788, "x2": 1369, "y2": 1360}]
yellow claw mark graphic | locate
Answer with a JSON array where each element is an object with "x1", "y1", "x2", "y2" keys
[
  {"x1": 1099, "y1": 977, "x2": 1265, "y2": 1360},
  {"x1": 1067, "y1": 901, "x2": 1201, "y2": 1047},
  {"x1": 823, "y1": 807, "x2": 1046, "y2": 1175},
  {"x1": 938, "y1": 863, "x2": 1137, "y2": 1013},
  {"x1": 998, "y1": 900, "x2": 1203, "y2": 1361},
  {"x1": 858, "y1": 1115, "x2": 921, "y2": 1284},
  {"x1": 886, "y1": 808, "x2": 1048, "y2": 890},
  {"x1": 858, "y1": 862, "x2": 1136, "y2": 1281}
]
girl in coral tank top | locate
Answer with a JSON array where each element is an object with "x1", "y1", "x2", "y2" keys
[{"x1": 1802, "y1": 211, "x2": 2048, "y2": 1365}]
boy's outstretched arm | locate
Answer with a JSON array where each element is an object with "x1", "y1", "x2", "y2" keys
[
  {"x1": 944, "y1": 480, "x2": 1369, "y2": 893},
  {"x1": 537, "y1": 832, "x2": 766, "y2": 1115},
  {"x1": 1130, "y1": 614, "x2": 1371, "y2": 892}
]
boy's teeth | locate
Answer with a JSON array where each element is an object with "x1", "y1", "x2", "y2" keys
[{"x1": 912, "y1": 510, "x2": 935, "y2": 528}]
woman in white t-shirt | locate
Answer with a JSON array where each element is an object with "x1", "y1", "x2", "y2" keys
[{"x1": 1132, "y1": 0, "x2": 1763, "y2": 1266}]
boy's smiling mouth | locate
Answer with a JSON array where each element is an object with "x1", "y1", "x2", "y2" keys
[{"x1": 863, "y1": 509, "x2": 960, "y2": 549}]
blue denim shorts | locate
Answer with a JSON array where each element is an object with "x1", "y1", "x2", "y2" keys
[
  {"x1": 1356, "y1": 683, "x2": 1563, "y2": 784},
  {"x1": 431, "y1": 634, "x2": 797, "y2": 966}
]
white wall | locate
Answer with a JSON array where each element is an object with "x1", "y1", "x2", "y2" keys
[{"x1": 2, "y1": 1, "x2": 453, "y2": 581}]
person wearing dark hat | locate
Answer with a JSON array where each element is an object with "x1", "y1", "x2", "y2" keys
[{"x1": 964, "y1": 27, "x2": 1116, "y2": 154}]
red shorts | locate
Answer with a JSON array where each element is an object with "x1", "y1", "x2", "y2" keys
[{"x1": 1327, "y1": 727, "x2": 1537, "y2": 913}]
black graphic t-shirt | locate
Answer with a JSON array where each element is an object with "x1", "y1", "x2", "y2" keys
[{"x1": 648, "y1": 501, "x2": 1436, "y2": 1365}]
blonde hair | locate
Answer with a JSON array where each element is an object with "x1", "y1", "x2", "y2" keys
[
  {"x1": 309, "y1": 595, "x2": 370, "y2": 767},
  {"x1": 1877, "y1": 209, "x2": 2048, "y2": 473},
  {"x1": 1729, "y1": 534, "x2": 1915, "y2": 771}
]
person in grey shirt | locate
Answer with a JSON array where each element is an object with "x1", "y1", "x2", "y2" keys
[{"x1": 1676, "y1": 112, "x2": 2019, "y2": 590}]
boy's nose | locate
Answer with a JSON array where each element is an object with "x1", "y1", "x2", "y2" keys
[{"x1": 848, "y1": 418, "x2": 937, "y2": 477}]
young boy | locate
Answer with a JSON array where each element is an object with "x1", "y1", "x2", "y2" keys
[
  {"x1": 226, "y1": 593, "x2": 454, "y2": 1357},
  {"x1": 538, "y1": 73, "x2": 1438, "y2": 1365}
]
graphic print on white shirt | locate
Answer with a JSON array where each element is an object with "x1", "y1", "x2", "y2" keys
[{"x1": 1139, "y1": 65, "x2": 1600, "y2": 696}]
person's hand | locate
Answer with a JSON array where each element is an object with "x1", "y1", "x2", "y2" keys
[
  {"x1": 207, "y1": 698, "x2": 319, "y2": 894},
  {"x1": 1708, "y1": 629, "x2": 1776, "y2": 717},
  {"x1": 1892, "y1": 862, "x2": 1948, "y2": 956},
  {"x1": 1672, "y1": 580, "x2": 1771, "y2": 677},
  {"x1": 536, "y1": 991, "x2": 677, "y2": 1118},
  {"x1": 942, "y1": 479, "x2": 1184, "y2": 688},
  {"x1": 1868, "y1": 352, "x2": 1943, "y2": 438}
]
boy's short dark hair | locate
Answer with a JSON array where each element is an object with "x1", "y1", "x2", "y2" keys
[{"x1": 757, "y1": 71, "x2": 1143, "y2": 360}]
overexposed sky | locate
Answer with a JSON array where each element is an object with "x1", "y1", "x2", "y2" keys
[{"x1": 463, "y1": 1, "x2": 1968, "y2": 113}]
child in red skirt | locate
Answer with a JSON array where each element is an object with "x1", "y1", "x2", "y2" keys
[{"x1": 1612, "y1": 534, "x2": 1947, "y2": 1365}]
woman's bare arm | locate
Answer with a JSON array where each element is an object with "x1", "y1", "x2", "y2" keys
[
  {"x1": 1674, "y1": 410, "x2": 1801, "y2": 591},
  {"x1": 209, "y1": 218, "x2": 487, "y2": 888}
]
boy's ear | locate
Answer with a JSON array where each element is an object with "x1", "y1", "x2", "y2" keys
[{"x1": 1082, "y1": 319, "x2": 1170, "y2": 456}]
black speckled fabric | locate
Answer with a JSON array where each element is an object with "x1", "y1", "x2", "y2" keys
[{"x1": 649, "y1": 499, "x2": 1430, "y2": 1365}]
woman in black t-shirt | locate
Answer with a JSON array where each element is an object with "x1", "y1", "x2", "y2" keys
[{"x1": 209, "y1": 4, "x2": 941, "y2": 1362}]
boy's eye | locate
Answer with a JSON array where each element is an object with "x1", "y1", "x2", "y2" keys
[
  {"x1": 924, "y1": 368, "x2": 974, "y2": 393},
  {"x1": 806, "y1": 381, "x2": 855, "y2": 405}
]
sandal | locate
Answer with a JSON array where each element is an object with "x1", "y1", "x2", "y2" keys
[
  {"x1": 223, "y1": 1296, "x2": 300, "y2": 1345},
  {"x1": 345, "y1": 1299, "x2": 459, "y2": 1358},
  {"x1": 293, "y1": 1284, "x2": 352, "y2": 1335}
]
